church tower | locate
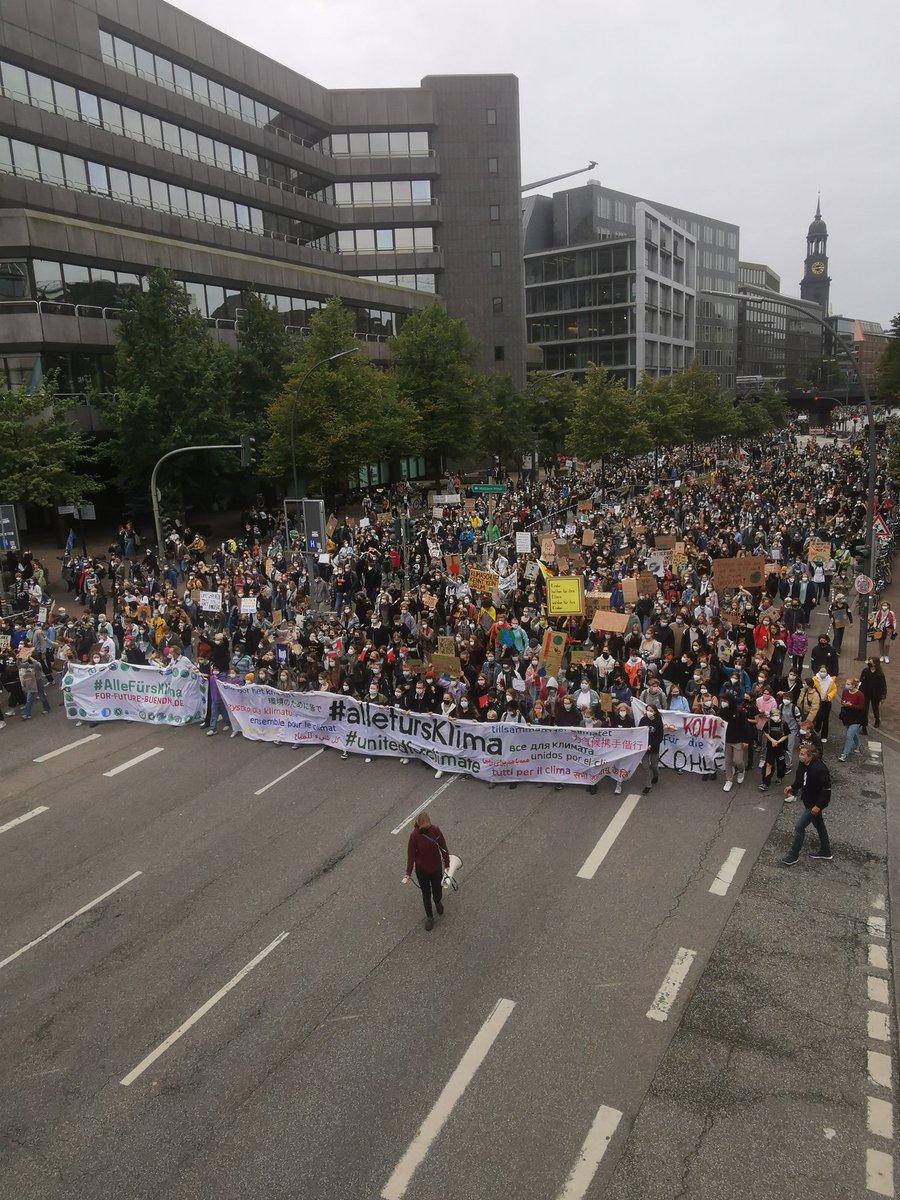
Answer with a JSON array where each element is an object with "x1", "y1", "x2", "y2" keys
[{"x1": 800, "y1": 195, "x2": 831, "y2": 313}]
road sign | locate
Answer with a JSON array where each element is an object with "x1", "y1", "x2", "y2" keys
[
  {"x1": 471, "y1": 484, "x2": 506, "y2": 495},
  {"x1": 873, "y1": 514, "x2": 891, "y2": 539},
  {"x1": 855, "y1": 574, "x2": 874, "y2": 595},
  {"x1": 0, "y1": 504, "x2": 19, "y2": 551}
]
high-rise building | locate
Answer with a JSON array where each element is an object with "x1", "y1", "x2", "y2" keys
[
  {"x1": 0, "y1": 0, "x2": 526, "y2": 429},
  {"x1": 736, "y1": 261, "x2": 823, "y2": 390},
  {"x1": 523, "y1": 180, "x2": 739, "y2": 393}
]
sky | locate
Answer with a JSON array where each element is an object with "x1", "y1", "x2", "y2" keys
[{"x1": 170, "y1": 0, "x2": 898, "y2": 327}]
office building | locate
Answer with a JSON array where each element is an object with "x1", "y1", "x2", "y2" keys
[
  {"x1": 0, "y1": 0, "x2": 526, "y2": 431},
  {"x1": 736, "y1": 261, "x2": 823, "y2": 389},
  {"x1": 524, "y1": 180, "x2": 739, "y2": 393}
]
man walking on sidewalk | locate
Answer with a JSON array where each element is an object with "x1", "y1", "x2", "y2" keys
[{"x1": 781, "y1": 744, "x2": 832, "y2": 865}]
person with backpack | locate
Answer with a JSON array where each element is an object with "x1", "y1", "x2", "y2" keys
[
  {"x1": 18, "y1": 651, "x2": 51, "y2": 719},
  {"x1": 402, "y1": 811, "x2": 451, "y2": 932}
]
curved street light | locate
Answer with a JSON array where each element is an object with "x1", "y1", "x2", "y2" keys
[{"x1": 289, "y1": 347, "x2": 360, "y2": 498}]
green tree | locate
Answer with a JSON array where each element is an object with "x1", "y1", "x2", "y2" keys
[
  {"x1": 0, "y1": 382, "x2": 97, "y2": 505},
  {"x1": 634, "y1": 372, "x2": 689, "y2": 474},
  {"x1": 878, "y1": 314, "x2": 900, "y2": 404},
  {"x1": 476, "y1": 373, "x2": 529, "y2": 468},
  {"x1": 566, "y1": 365, "x2": 650, "y2": 483},
  {"x1": 732, "y1": 384, "x2": 788, "y2": 440},
  {"x1": 101, "y1": 269, "x2": 235, "y2": 500},
  {"x1": 522, "y1": 371, "x2": 579, "y2": 460},
  {"x1": 232, "y1": 291, "x2": 294, "y2": 427},
  {"x1": 667, "y1": 359, "x2": 735, "y2": 450},
  {"x1": 389, "y1": 302, "x2": 483, "y2": 464},
  {"x1": 262, "y1": 299, "x2": 419, "y2": 492}
]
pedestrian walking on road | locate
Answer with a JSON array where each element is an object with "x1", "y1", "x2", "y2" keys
[
  {"x1": 781, "y1": 744, "x2": 832, "y2": 865},
  {"x1": 403, "y1": 811, "x2": 451, "y2": 931},
  {"x1": 860, "y1": 657, "x2": 887, "y2": 734}
]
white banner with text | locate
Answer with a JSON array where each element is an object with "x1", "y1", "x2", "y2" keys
[{"x1": 62, "y1": 657, "x2": 207, "y2": 726}]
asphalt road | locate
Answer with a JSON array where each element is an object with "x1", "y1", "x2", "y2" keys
[{"x1": 0, "y1": 696, "x2": 786, "y2": 1200}]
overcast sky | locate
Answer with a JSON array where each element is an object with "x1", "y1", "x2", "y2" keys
[{"x1": 171, "y1": 0, "x2": 897, "y2": 327}]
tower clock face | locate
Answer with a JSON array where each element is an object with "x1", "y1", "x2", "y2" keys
[{"x1": 811, "y1": 261, "x2": 825, "y2": 275}]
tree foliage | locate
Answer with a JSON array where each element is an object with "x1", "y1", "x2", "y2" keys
[
  {"x1": 522, "y1": 372, "x2": 579, "y2": 458},
  {"x1": 0, "y1": 382, "x2": 97, "y2": 505},
  {"x1": 878, "y1": 313, "x2": 900, "y2": 404},
  {"x1": 476, "y1": 372, "x2": 529, "y2": 466},
  {"x1": 232, "y1": 291, "x2": 294, "y2": 427},
  {"x1": 389, "y1": 303, "x2": 483, "y2": 462},
  {"x1": 667, "y1": 359, "x2": 735, "y2": 445},
  {"x1": 566, "y1": 365, "x2": 650, "y2": 471}
]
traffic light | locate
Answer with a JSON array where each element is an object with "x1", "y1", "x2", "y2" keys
[{"x1": 240, "y1": 433, "x2": 256, "y2": 469}]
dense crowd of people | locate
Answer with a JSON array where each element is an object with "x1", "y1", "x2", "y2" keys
[{"x1": 1, "y1": 431, "x2": 896, "y2": 818}]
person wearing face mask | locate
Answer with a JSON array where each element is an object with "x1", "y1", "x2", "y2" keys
[
  {"x1": 778, "y1": 689, "x2": 802, "y2": 767},
  {"x1": 828, "y1": 594, "x2": 853, "y2": 653},
  {"x1": 692, "y1": 684, "x2": 718, "y2": 715},
  {"x1": 787, "y1": 625, "x2": 808, "y2": 675},
  {"x1": 759, "y1": 710, "x2": 788, "y2": 790},
  {"x1": 874, "y1": 602, "x2": 896, "y2": 663},
  {"x1": 667, "y1": 685, "x2": 691, "y2": 714},
  {"x1": 575, "y1": 677, "x2": 600, "y2": 717},
  {"x1": 594, "y1": 645, "x2": 618, "y2": 691},
  {"x1": 859, "y1": 657, "x2": 887, "y2": 734},
  {"x1": 638, "y1": 704, "x2": 675, "y2": 791},
  {"x1": 554, "y1": 691, "x2": 578, "y2": 726},
  {"x1": 837, "y1": 677, "x2": 865, "y2": 761},
  {"x1": 780, "y1": 744, "x2": 832, "y2": 865},
  {"x1": 640, "y1": 676, "x2": 668, "y2": 706},
  {"x1": 812, "y1": 666, "x2": 837, "y2": 743},
  {"x1": 809, "y1": 634, "x2": 840, "y2": 678},
  {"x1": 720, "y1": 699, "x2": 752, "y2": 791}
]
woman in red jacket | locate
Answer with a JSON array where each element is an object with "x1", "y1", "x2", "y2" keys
[
  {"x1": 838, "y1": 678, "x2": 865, "y2": 761},
  {"x1": 403, "y1": 811, "x2": 451, "y2": 931}
]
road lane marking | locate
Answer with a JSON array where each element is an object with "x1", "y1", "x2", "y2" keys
[
  {"x1": 709, "y1": 847, "x2": 746, "y2": 896},
  {"x1": 120, "y1": 931, "x2": 289, "y2": 1086},
  {"x1": 381, "y1": 997, "x2": 516, "y2": 1200},
  {"x1": 870, "y1": 977, "x2": 891, "y2": 1005},
  {"x1": 555, "y1": 1104, "x2": 623, "y2": 1200},
  {"x1": 871, "y1": 945, "x2": 890, "y2": 971},
  {"x1": 253, "y1": 748, "x2": 323, "y2": 796},
  {"x1": 869, "y1": 1097, "x2": 894, "y2": 1139},
  {"x1": 391, "y1": 777, "x2": 457, "y2": 835},
  {"x1": 869, "y1": 1051, "x2": 894, "y2": 1090},
  {"x1": 646, "y1": 948, "x2": 697, "y2": 1023},
  {"x1": 871, "y1": 742, "x2": 883, "y2": 756},
  {"x1": 576, "y1": 794, "x2": 641, "y2": 880},
  {"x1": 33, "y1": 733, "x2": 102, "y2": 762},
  {"x1": 103, "y1": 747, "x2": 164, "y2": 777},
  {"x1": 0, "y1": 871, "x2": 142, "y2": 972},
  {"x1": 874, "y1": 895, "x2": 887, "y2": 911},
  {"x1": 869, "y1": 916, "x2": 888, "y2": 939},
  {"x1": 866, "y1": 1148, "x2": 894, "y2": 1196},
  {"x1": 870, "y1": 1012, "x2": 892, "y2": 1042},
  {"x1": 0, "y1": 806, "x2": 49, "y2": 836}
]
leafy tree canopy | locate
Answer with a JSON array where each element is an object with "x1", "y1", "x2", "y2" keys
[{"x1": 0, "y1": 381, "x2": 97, "y2": 506}]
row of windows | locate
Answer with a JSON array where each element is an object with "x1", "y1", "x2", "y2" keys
[
  {"x1": 699, "y1": 300, "x2": 737, "y2": 320},
  {"x1": 0, "y1": 135, "x2": 337, "y2": 245},
  {"x1": 21, "y1": 258, "x2": 407, "y2": 336},
  {"x1": 311, "y1": 228, "x2": 436, "y2": 254},
  {"x1": 525, "y1": 277, "x2": 635, "y2": 314},
  {"x1": 359, "y1": 274, "x2": 437, "y2": 294},
  {"x1": 527, "y1": 310, "x2": 633, "y2": 342},
  {"x1": 699, "y1": 350, "x2": 736, "y2": 367},
  {"x1": 543, "y1": 340, "x2": 634, "y2": 370},
  {"x1": 319, "y1": 131, "x2": 431, "y2": 158},
  {"x1": 324, "y1": 180, "x2": 432, "y2": 206},
  {"x1": 524, "y1": 244, "x2": 633, "y2": 284},
  {"x1": 700, "y1": 250, "x2": 737, "y2": 272}
]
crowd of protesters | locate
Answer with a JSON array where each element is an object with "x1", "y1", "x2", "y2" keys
[{"x1": 1, "y1": 430, "x2": 896, "y2": 820}]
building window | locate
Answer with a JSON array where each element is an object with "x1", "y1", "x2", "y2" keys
[
  {"x1": 492, "y1": 296, "x2": 503, "y2": 313},
  {"x1": 494, "y1": 345, "x2": 505, "y2": 361},
  {"x1": 491, "y1": 250, "x2": 502, "y2": 267},
  {"x1": 486, "y1": 108, "x2": 497, "y2": 125},
  {"x1": 488, "y1": 157, "x2": 499, "y2": 174},
  {"x1": 489, "y1": 204, "x2": 500, "y2": 222}
]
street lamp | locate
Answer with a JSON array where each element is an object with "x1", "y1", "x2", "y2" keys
[
  {"x1": 712, "y1": 285, "x2": 877, "y2": 661},
  {"x1": 289, "y1": 347, "x2": 360, "y2": 499}
]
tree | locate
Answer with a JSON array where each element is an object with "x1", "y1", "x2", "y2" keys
[
  {"x1": 732, "y1": 385, "x2": 788, "y2": 440},
  {"x1": 633, "y1": 372, "x2": 689, "y2": 475},
  {"x1": 522, "y1": 372, "x2": 579, "y2": 460},
  {"x1": 566, "y1": 365, "x2": 650, "y2": 483},
  {"x1": 389, "y1": 303, "x2": 483, "y2": 464},
  {"x1": 261, "y1": 299, "x2": 420, "y2": 492},
  {"x1": 0, "y1": 382, "x2": 97, "y2": 506},
  {"x1": 878, "y1": 313, "x2": 900, "y2": 404},
  {"x1": 232, "y1": 291, "x2": 294, "y2": 428},
  {"x1": 100, "y1": 269, "x2": 235, "y2": 502},
  {"x1": 476, "y1": 373, "x2": 529, "y2": 468},
  {"x1": 667, "y1": 359, "x2": 735, "y2": 450}
]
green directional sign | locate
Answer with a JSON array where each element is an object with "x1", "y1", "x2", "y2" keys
[{"x1": 471, "y1": 484, "x2": 506, "y2": 494}]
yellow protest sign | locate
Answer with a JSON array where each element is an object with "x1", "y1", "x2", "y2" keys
[{"x1": 545, "y1": 576, "x2": 585, "y2": 617}]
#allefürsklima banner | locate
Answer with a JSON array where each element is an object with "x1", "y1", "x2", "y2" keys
[{"x1": 62, "y1": 657, "x2": 207, "y2": 726}]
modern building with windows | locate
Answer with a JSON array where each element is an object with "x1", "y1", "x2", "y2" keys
[
  {"x1": 524, "y1": 180, "x2": 739, "y2": 393},
  {"x1": 0, "y1": 0, "x2": 526, "y2": 421},
  {"x1": 735, "y1": 261, "x2": 824, "y2": 390}
]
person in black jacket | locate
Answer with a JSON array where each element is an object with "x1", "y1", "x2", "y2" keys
[
  {"x1": 860, "y1": 657, "x2": 887, "y2": 733},
  {"x1": 638, "y1": 704, "x2": 673, "y2": 790},
  {"x1": 781, "y1": 744, "x2": 832, "y2": 865}
]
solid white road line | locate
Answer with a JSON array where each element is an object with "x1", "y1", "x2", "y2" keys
[
  {"x1": 555, "y1": 1104, "x2": 624, "y2": 1200},
  {"x1": 253, "y1": 748, "x2": 323, "y2": 796},
  {"x1": 120, "y1": 931, "x2": 289, "y2": 1086},
  {"x1": 866, "y1": 1147, "x2": 894, "y2": 1196},
  {"x1": 0, "y1": 871, "x2": 142, "y2": 973},
  {"x1": 870, "y1": 945, "x2": 890, "y2": 971},
  {"x1": 870, "y1": 1012, "x2": 892, "y2": 1042},
  {"x1": 391, "y1": 776, "x2": 457, "y2": 836},
  {"x1": 869, "y1": 1097, "x2": 895, "y2": 1140},
  {"x1": 576, "y1": 794, "x2": 641, "y2": 880},
  {"x1": 709, "y1": 847, "x2": 746, "y2": 896},
  {"x1": 33, "y1": 733, "x2": 102, "y2": 762},
  {"x1": 646, "y1": 948, "x2": 697, "y2": 1023},
  {"x1": 381, "y1": 997, "x2": 516, "y2": 1200},
  {"x1": 869, "y1": 916, "x2": 888, "y2": 939},
  {"x1": 103, "y1": 746, "x2": 164, "y2": 777},
  {"x1": 0, "y1": 806, "x2": 49, "y2": 836},
  {"x1": 869, "y1": 1051, "x2": 894, "y2": 1091}
]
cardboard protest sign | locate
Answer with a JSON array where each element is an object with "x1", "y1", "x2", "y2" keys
[
  {"x1": 570, "y1": 649, "x2": 595, "y2": 666},
  {"x1": 712, "y1": 556, "x2": 766, "y2": 589},
  {"x1": 540, "y1": 536, "x2": 556, "y2": 561},
  {"x1": 421, "y1": 593, "x2": 438, "y2": 610},
  {"x1": 600, "y1": 691, "x2": 614, "y2": 713},
  {"x1": 272, "y1": 610, "x2": 283, "y2": 627},
  {"x1": 622, "y1": 577, "x2": 639, "y2": 603},
  {"x1": 539, "y1": 629, "x2": 567, "y2": 677},
  {"x1": 637, "y1": 571, "x2": 658, "y2": 594},
  {"x1": 199, "y1": 590, "x2": 222, "y2": 612},
  {"x1": 432, "y1": 506, "x2": 445, "y2": 519},
  {"x1": 437, "y1": 636, "x2": 456, "y2": 657},
  {"x1": 546, "y1": 576, "x2": 585, "y2": 617},
  {"x1": 325, "y1": 515, "x2": 338, "y2": 536},
  {"x1": 444, "y1": 553, "x2": 461, "y2": 576},
  {"x1": 582, "y1": 528, "x2": 595, "y2": 546},
  {"x1": 404, "y1": 658, "x2": 427, "y2": 674},
  {"x1": 554, "y1": 540, "x2": 570, "y2": 559},
  {"x1": 240, "y1": 596, "x2": 258, "y2": 615},
  {"x1": 429, "y1": 653, "x2": 461, "y2": 676},
  {"x1": 516, "y1": 531, "x2": 532, "y2": 555},
  {"x1": 808, "y1": 539, "x2": 831, "y2": 562},
  {"x1": 591, "y1": 610, "x2": 630, "y2": 635},
  {"x1": 464, "y1": 498, "x2": 477, "y2": 511},
  {"x1": 577, "y1": 500, "x2": 593, "y2": 512},
  {"x1": 524, "y1": 560, "x2": 540, "y2": 581},
  {"x1": 468, "y1": 567, "x2": 499, "y2": 594},
  {"x1": 656, "y1": 534, "x2": 677, "y2": 550}
]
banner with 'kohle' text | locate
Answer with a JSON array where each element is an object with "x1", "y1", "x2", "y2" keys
[{"x1": 218, "y1": 684, "x2": 650, "y2": 786}]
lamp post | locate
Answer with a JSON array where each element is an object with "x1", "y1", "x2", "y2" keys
[
  {"x1": 289, "y1": 348, "x2": 360, "y2": 500},
  {"x1": 713, "y1": 285, "x2": 877, "y2": 661}
]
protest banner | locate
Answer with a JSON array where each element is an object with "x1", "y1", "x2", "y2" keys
[
  {"x1": 498, "y1": 570, "x2": 518, "y2": 596},
  {"x1": 240, "y1": 596, "x2": 258, "y2": 615},
  {"x1": 546, "y1": 576, "x2": 585, "y2": 617},
  {"x1": 217, "y1": 686, "x2": 649, "y2": 786},
  {"x1": 436, "y1": 636, "x2": 456, "y2": 657},
  {"x1": 631, "y1": 699, "x2": 725, "y2": 775},
  {"x1": 712, "y1": 556, "x2": 766, "y2": 589},
  {"x1": 540, "y1": 629, "x2": 567, "y2": 677},
  {"x1": 62, "y1": 657, "x2": 207, "y2": 727},
  {"x1": 807, "y1": 539, "x2": 831, "y2": 562},
  {"x1": 516, "y1": 531, "x2": 532, "y2": 554},
  {"x1": 468, "y1": 567, "x2": 499, "y2": 594},
  {"x1": 622, "y1": 576, "x2": 639, "y2": 603},
  {"x1": 199, "y1": 590, "x2": 222, "y2": 612},
  {"x1": 591, "y1": 610, "x2": 630, "y2": 635}
]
